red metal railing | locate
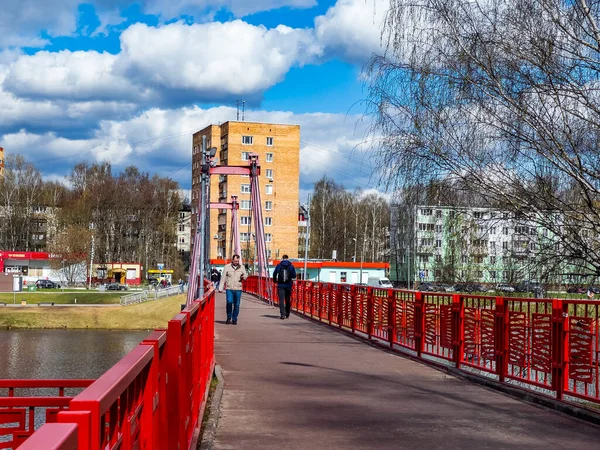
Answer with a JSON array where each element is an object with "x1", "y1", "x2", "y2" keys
[
  {"x1": 0, "y1": 380, "x2": 93, "y2": 449},
  {"x1": 2, "y1": 282, "x2": 215, "y2": 450},
  {"x1": 245, "y1": 276, "x2": 600, "y2": 407}
]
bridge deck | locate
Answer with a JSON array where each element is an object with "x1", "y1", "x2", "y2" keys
[{"x1": 213, "y1": 293, "x2": 600, "y2": 449}]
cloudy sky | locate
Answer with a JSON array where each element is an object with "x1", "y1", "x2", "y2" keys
[{"x1": 0, "y1": 0, "x2": 389, "y2": 200}]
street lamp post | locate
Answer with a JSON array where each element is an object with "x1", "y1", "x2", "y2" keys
[{"x1": 88, "y1": 223, "x2": 95, "y2": 290}]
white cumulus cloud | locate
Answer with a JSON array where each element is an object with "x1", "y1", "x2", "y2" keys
[
  {"x1": 3, "y1": 50, "x2": 140, "y2": 102},
  {"x1": 2, "y1": 21, "x2": 323, "y2": 107},
  {"x1": 2, "y1": 106, "x2": 379, "y2": 193},
  {"x1": 118, "y1": 21, "x2": 323, "y2": 98},
  {"x1": 315, "y1": 0, "x2": 388, "y2": 63}
]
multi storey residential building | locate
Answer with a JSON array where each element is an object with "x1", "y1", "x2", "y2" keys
[
  {"x1": 176, "y1": 206, "x2": 192, "y2": 270},
  {"x1": 390, "y1": 205, "x2": 581, "y2": 288},
  {"x1": 192, "y1": 121, "x2": 300, "y2": 262},
  {"x1": 0, "y1": 147, "x2": 4, "y2": 178}
]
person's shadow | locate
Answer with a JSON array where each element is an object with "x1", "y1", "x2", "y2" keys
[{"x1": 261, "y1": 314, "x2": 282, "y2": 320}]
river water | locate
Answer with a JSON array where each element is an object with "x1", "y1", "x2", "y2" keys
[{"x1": 0, "y1": 329, "x2": 149, "y2": 379}]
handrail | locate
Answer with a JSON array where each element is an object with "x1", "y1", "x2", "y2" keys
[
  {"x1": 244, "y1": 275, "x2": 600, "y2": 408},
  {"x1": 68, "y1": 345, "x2": 154, "y2": 412},
  {"x1": 0, "y1": 380, "x2": 93, "y2": 389},
  {"x1": 18, "y1": 424, "x2": 78, "y2": 450},
  {"x1": 12, "y1": 279, "x2": 215, "y2": 450}
]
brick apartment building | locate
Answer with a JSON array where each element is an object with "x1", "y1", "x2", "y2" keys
[{"x1": 192, "y1": 121, "x2": 300, "y2": 262}]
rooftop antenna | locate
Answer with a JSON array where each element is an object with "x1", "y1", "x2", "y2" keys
[{"x1": 236, "y1": 99, "x2": 246, "y2": 122}]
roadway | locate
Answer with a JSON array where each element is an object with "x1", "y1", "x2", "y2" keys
[{"x1": 212, "y1": 292, "x2": 600, "y2": 449}]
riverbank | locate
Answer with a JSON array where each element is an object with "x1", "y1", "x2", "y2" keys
[
  {"x1": 0, "y1": 292, "x2": 123, "y2": 304},
  {"x1": 0, "y1": 294, "x2": 187, "y2": 329}
]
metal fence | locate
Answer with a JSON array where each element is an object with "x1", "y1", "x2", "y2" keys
[
  {"x1": 2, "y1": 282, "x2": 215, "y2": 450},
  {"x1": 119, "y1": 285, "x2": 186, "y2": 305},
  {"x1": 244, "y1": 276, "x2": 600, "y2": 407}
]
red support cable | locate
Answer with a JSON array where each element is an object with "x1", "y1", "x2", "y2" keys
[
  {"x1": 230, "y1": 196, "x2": 241, "y2": 257},
  {"x1": 209, "y1": 195, "x2": 240, "y2": 259},
  {"x1": 249, "y1": 155, "x2": 268, "y2": 278}
]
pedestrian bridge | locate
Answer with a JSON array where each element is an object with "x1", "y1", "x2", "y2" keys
[{"x1": 3, "y1": 278, "x2": 600, "y2": 449}]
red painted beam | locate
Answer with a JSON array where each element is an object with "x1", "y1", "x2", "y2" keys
[
  {"x1": 68, "y1": 345, "x2": 154, "y2": 413},
  {"x1": 0, "y1": 397, "x2": 73, "y2": 407},
  {"x1": 17, "y1": 423, "x2": 78, "y2": 450},
  {"x1": 210, "y1": 202, "x2": 239, "y2": 209},
  {"x1": 0, "y1": 380, "x2": 93, "y2": 389},
  {"x1": 210, "y1": 166, "x2": 260, "y2": 176}
]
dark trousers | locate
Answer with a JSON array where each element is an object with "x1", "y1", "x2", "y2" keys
[{"x1": 277, "y1": 286, "x2": 292, "y2": 317}]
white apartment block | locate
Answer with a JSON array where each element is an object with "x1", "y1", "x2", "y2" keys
[{"x1": 391, "y1": 205, "x2": 574, "y2": 286}]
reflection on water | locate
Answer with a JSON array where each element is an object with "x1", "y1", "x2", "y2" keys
[{"x1": 0, "y1": 329, "x2": 149, "y2": 380}]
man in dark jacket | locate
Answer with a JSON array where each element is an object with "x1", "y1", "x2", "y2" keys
[{"x1": 273, "y1": 255, "x2": 296, "y2": 320}]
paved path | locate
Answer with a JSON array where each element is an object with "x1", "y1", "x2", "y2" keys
[{"x1": 213, "y1": 293, "x2": 600, "y2": 449}]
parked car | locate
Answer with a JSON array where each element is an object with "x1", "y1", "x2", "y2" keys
[
  {"x1": 496, "y1": 284, "x2": 515, "y2": 293},
  {"x1": 468, "y1": 284, "x2": 488, "y2": 293},
  {"x1": 36, "y1": 279, "x2": 60, "y2": 289},
  {"x1": 418, "y1": 282, "x2": 435, "y2": 292},
  {"x1": 567, "y1": 286, "x2": 586, "y2": 294},
  {"x1": 515, "y1": 281, "x2": 543, "y2": 293},
  {"x1": 106, "y1": 283, "x2": 129, "y2": 291}
]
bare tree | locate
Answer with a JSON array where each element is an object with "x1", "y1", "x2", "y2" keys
[
  {"x1": 368, "y1": 0, "x2": 600, "y2": 279},
  {"x1": 309, "y1": 176, "x2": 390, "y2": 262}
]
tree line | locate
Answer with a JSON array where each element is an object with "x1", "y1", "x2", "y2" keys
[
  {"x1": 0, "y1": 155, "x2": 185, "y2": 281},
  {"x1": 308, "y1": 176, "x2": 390, "y2": 263}
]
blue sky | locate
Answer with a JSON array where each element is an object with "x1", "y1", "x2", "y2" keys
[{"x1": 0, "y1": 0, "x2": 389, "y2": 199}]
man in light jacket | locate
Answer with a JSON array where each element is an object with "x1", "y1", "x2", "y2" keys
[{"x1": 219, "y1": 254, "x2": 248, "y2": 325}]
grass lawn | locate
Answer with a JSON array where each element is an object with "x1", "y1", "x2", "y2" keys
[
  {"x1": 0, "y1": 294, "x2": 188, "y2": 329},
  {"x1": 0, "y1": 292, "x2": 123, "y2": 304}
]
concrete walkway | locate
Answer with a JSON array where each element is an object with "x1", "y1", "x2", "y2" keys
[{"x1": 212, "y1": 293, "x2": 600, "y2": 449}]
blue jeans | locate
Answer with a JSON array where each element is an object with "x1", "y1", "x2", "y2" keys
[{"x1": 226, "y1": 290, "x2": 242, "y2": 321}]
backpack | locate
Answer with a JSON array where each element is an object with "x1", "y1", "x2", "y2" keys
[{"x1": 277, "y1": 265, "x2": 290, "y2": 284}]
